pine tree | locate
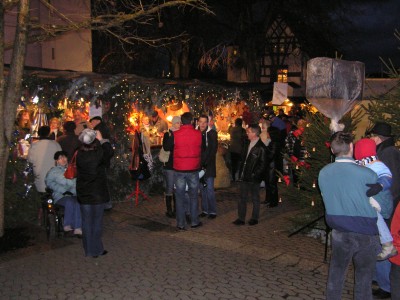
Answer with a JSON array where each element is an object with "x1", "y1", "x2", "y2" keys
[
  {"x1": 282, "y1": 107, "x2": 363, "y2": 229},
  {"x1": 363, "y1": 30, "x2": 400, "y2": 141}
]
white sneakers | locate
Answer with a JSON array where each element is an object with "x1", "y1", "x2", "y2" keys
[
  {"x1": 63, "y1": 225, "x2": 72, "y2": 232},
  {"x1": 377, "y1": 242, "x2": 398, "y2": 261}
]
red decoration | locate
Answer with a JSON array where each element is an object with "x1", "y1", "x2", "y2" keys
[
  {"x1": 283, "y1": 175, "x2": 290, "y2": 186},
  {"x1": 299, "y1": 161, "x2": 311, "y2": 169},
  {"x1": 293, "y1": 127, "x2": 304, "y2": 138}
]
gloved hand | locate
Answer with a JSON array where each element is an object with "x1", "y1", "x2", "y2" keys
[{"x1": 366, "y1": 183, "x2": 383, "y2": 197}]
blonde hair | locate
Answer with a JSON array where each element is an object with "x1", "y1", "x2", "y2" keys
[{"x1": 49, "y1": 117, "x2": 61, "y2": 127}]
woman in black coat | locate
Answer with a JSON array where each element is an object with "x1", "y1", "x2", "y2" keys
[{"x1": 77, "y1": 129, "x2": 114, "y2": 258}]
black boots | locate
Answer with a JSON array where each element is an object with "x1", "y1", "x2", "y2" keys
[{"x1": 165, "y1": 195, "x2": 175, "y2": 218}]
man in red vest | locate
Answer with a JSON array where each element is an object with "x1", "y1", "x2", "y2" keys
[{"x1": 165, "y1": 112, "x2": 202, "y2": 230}]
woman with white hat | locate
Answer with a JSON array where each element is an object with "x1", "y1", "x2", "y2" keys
[{"x1": 76, "y1": 128, "x2": 114, "y2": 258}]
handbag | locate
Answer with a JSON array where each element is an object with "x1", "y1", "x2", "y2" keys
[
  {"x1": 64, "y1": 151, "x2": 78, "y2": 179},
  {"x1": 158, "y1": 147, "x2": 170, "y2": 163}
]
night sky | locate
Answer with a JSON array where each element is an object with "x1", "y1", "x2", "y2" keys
[{"x1": 339, "y1": 1, "x2": 400, "y2": 74}]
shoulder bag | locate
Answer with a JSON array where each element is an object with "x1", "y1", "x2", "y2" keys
[{"x1": 64, "y1": 151, "x2": 78, "y2": 179}]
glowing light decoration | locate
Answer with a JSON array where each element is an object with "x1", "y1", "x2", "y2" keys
[{"x1": 217, "y1": 131, "x2": 230, "y2": 143}]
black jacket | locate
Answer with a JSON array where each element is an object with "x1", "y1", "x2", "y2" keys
[
  {"x1": 239, "y1": 139, "x2": 267, "y2": 183},
  {"x1": 76, "y1": 139, "x2": 114, "y2": 205},
  {"x1": 162, "y1": 130, "x2": 174, "y2": 170},
  {"x1": 57, "y1": 133, "x2": 82, "y2": 162},
  {"x1": 377, "y1": 137, "x2": 400, "y2": 206},
  {"x1": 201, "y1": 128, "x2": 218, "y2": 178},
  {"x1": 264, "y1": 140, "x2": 280, "y2": 181},
  {"x1": 94, "y1": 122, "x2": 111, "y2": 140}
]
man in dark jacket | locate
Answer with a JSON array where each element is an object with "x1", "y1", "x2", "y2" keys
[
  {"x1": 198, "y1": 115, "x2": 218, "y2": 219},
  {"x1": 368, "y1": 122, "x2": 400, "y2": 210},
  {"x1": 90, "y1": 116, "x2": 111, "y2": 140},
  {"x1": 233, "y1": 124, "x2": 267, "y2": 226},
  {"x1": 165, "y1": 112, "x2": 202, "y2": 230},
  {"x1": 57, "y1": 121, "x2": 81, "y2": 162},
  {"x1": 368, "y1": 121, "x2": 400, "y2": 299}
]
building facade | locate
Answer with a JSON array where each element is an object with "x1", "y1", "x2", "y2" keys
[{"x1": 4, "y1": 0, "x2": 92, "y2": 72}]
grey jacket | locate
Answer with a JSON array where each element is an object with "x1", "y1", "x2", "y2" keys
[{"x1": 45, "y1": 165, "x2": 76, "y2": 202}]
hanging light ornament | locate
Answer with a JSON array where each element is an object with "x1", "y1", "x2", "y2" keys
[{"x1": 31, "y1": 108, "x2": 48, "y2": 138}]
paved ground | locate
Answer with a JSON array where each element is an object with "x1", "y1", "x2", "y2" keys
[{"x1": 0, "y1": 184, "x2": 359, "y2": 299}]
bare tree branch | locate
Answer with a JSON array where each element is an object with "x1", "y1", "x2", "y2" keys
[
  {"x1": 4, "y1": 0, "x2": 212, "y2": 50},
  {"x1": 198, "y1": 43, "x2": 228, "y2": 71}
]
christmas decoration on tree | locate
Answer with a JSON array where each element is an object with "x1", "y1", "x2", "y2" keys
[
  {"x1": 5, "y1": 157, "x2": 39, "y2": 227},
  {"x1": 282, "y1": 108, "x2": 363, "y2": 226},
  {"x1": 284, "y1": 57, "x2": 366, "y2": 229},
  {"x1": 10, "y1": 73, "x2": 264, "y2": 206}
]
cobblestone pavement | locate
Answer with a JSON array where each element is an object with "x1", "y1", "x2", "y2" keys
[{"x1": 0, "y1": 184, "x2": 358, "y2": 299}]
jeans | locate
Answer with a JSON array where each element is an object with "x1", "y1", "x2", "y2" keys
[
  {"x1": 104, "y1": 168, "x2": 112, "y2": 210},
  {"x1": 200, "y1": 177, "x2": 216, "y2": 215},
  {"x1": 184, "y1": 193, "x2": 190, "y2": 215},
  {"x1": 56, "y1": 196, "x2": 82, "y2": 229},
  {"x1": 375, "y1": 215, "x2": 392, "y2": 293},
  {"x1": 390, "y1": 263, "x2": 400, "y2": 299},
  {"x1": 326, "y1": 230, "x2": 380, "y2": 300},
  {"x1": 175, "y1": 171, "x2": 200, "y2": 228},
  {"x1": 375, "y1": 260, "x2": 391, "y2": 293},
  {"x1": 163, "y1": 169, "x2": 175, "y2": 196},
  {"x1": 377, "y1": 212, "x2": 393, "y2": 244},
  {"x1": 80, "y1": 203, "x2": 105, "y2": 257},
  {"x1": 238, "y1": 181, "x2": 261, "y2": 221}
]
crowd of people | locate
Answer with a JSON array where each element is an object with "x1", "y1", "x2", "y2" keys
[
  {"x1": 158, "y1": 108, "x2": 307, "y2": 228},
  {"x1": 15, "y1": 106, "x2": 400, "y2": 299},
  {"x1": 319, "y1": 123, "x2": 400, "y2": 299},
  {"x1": 18, "y1": 108, "x2": 114, "y2": 258},
  {"x1": 158, "y1": 108, "x2": 400, "y2": 299}
]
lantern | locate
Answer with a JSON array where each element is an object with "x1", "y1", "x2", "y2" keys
[{"x1": 306, "y1": 57, "x2": 364, "y2": 132}]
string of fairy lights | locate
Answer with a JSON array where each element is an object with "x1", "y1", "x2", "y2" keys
[{"x1": 12, "y1": 75, "x2": 265, "y2": 195}]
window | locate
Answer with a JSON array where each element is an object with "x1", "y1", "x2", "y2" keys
[{"x1": 277, "y1": 68, "x2": 288, "y2": 83}]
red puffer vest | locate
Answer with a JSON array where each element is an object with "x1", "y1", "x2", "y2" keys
[{"x1": 173, "y1": 125, "x2": 202, "y2": 171}]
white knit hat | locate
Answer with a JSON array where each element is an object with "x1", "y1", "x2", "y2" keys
[
  {"x1": 171, "y1": 116, "x2": 181, "y2": 125},
  {"x1": 79, "y1": 128, "x2": 97, "y2": 145}
]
